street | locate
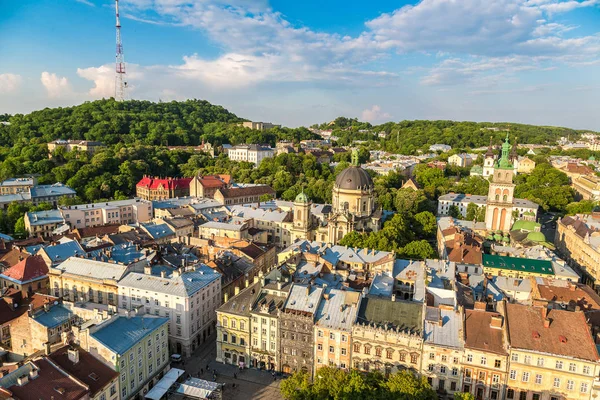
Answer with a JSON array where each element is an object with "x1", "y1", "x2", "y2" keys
[{"x1": 174, "y1": 333, "x2": 284, "y2": 400}]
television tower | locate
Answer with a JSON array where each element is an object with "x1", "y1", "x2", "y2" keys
[{"x1": 115, "y1": 0, "x2": 126, "y2": 101}]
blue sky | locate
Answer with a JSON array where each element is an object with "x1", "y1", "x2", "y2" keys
[{"x1": 1, "y1": 0, "x2": 600, "y2": 129}]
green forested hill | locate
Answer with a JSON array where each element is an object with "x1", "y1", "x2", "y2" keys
[
  {"x1": 322, "y1": 118, "x2": 596, "y2": 154},
  {"x1": 0, "y1": 99, "x2": 241, "y2": 147}
]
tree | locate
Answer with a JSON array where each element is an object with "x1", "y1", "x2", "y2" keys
[
  {"x1": 566, "y1": 200, "x2": 597, "y2": 215},
  {"x1": 385, "y1": 370, "x2": 437, "y2": 400},
  {"x1": 414, "y1": 211, "x2": 437, "y2": 237},
  {"x1": 465, "y1": 202, "x2": 479, "y2": 221},
  {"x1": 401, "y1": 240, "x2": 436, "y2": 260},
  {"x1": 448, "y1": 205, "x2": 461, "y2": 219},
  {"x1": 13, "y1": 217, "x2": 27, "y2": 239},
  {"x1": 454, "y1": 393, "x2": 476, "y2": 400},
  {"x1": 280, "y1": 371, "x2": 312, "y2": 400}
]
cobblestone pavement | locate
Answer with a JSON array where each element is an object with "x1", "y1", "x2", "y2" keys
[{"x1": 175, "y1": 333, "x2": 284, "y2": 400}]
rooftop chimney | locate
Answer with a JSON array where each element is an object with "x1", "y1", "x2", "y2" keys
[
  {"x1": 144, "y1": 265, "x2": 152, "y2": 275},
  {"x1": 391, "y1": 294, "x2": 396, "y2": 302},
  {"x1": 490, "y1": 315, "x2": 503, "y2": 329},
  {"x1": 67, "y1": 347, "x2": 79, "y2": 364},
  {"x1": 160, "y1": 270, "x2": 166, "y2": 278},
  {"x1": 17, "y1": 375, "x2": 28, "y2": 386},
  {"x1": 28, "y1": 369, "x2": 38, "y2": 380},
  {"x1": 543, "y1": 318, "x2": 551, "y2": 328}
]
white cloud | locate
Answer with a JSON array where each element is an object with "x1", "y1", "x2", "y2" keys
[
  {"x1": 539, "y1": 0, "x2": 600, "y2": 13},
  {"x1": 40, "y1": 72, "x2": 72, "y2": 98},
  {"x1": 0, "y1": 73, "x2": 22, "y2": 93},
  {"x1": 361, "y1": 105, "x2": 391, "y2": 123}
]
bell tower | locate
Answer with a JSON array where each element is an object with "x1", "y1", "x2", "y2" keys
[
  {"x1": 485, "y1": 133, "x2": 515, "y2": 232},
  {"x1": 292, "y1": 190, "x2": 312, "y2": 241},
  {"x1": 483, "y1": 136, "x2": 496, "y2": 178}
]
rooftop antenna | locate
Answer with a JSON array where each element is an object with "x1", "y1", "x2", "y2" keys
[{"x1": 115, "y1": 0, "x2": 126, "y2": 101}]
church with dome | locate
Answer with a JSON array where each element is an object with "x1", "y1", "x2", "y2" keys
[{"x1": 286, "y1": 150, "x2": 383, "y2": 244}]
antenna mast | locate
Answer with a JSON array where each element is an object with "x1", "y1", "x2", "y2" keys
[{"x1": 115, "y1": 0, "x2": 126, "y2": 101}]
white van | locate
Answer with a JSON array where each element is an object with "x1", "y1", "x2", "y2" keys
[{"x1": 170, "y1": 354, "x2": 182, "y2": 363}]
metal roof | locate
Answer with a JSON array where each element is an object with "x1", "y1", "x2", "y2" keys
[
  {"x1": 423, "y1": 307, "x2": 463, "y2": 349},
  {"x1": 33, "y1": 304, "x2": 73, "y2": 328},
  {"x1": 53, "y1": 257, "x2": 130, "y2": 281},
  {"x1": 482, "y1": 254, "x2": 554, "y2": 275},
  {"x1": 91, "y1": 315, "x2": 168, "y2": 355},
  {"x1": 118, "y1": 265, "x2": 220, "y2": 297},
  {"x1": 283, "y1": 284, "x2": 323, "y2": 314},
  {"x1": 314, "y1": 289, "x2": 360, "y2": 331}
]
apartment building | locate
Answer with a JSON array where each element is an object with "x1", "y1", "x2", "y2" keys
[
  {"x1": 279, "y1": 284, "x2": 323, "y2": 375},
  {"x1": 0, "y1": 177, "x2": 36, "y2": 195},
  {"x1": 421, "y1": 307, "x2": 464, "y2": 398},
  {"x1": 60, "y1": 198, "x2": 153, "y2": 229},
  {"x1": 118, "y1": 264, "x2": 222, "y2": 357},
  {"x1": 313, "y1": 289, "x2": 360, "y2": 373},
  {"x1": 555, "y1": 213, "x2": 600, "y2": 288},
  {"x1": 189, "y1": 174, "x2": 231, "y2": 198},
  {"x1": 482, "y1": 254, "x2": 579, "y2": 281},
  {"x1": 24, "y1": 209, "x2": 65, "y2": 238},
  {"x1": 505, "y1": 303, "x2": 599, "y2": 400},
  {"x1": 249, "y1": 271, "x2": 291, "y2": 371},
  {"x1": 0, "y1": 255, "x2": 49, "y2": 295},
  {"x1": 572, "y1": 175, "x2": 600, "y2": 201},
  {"x1": 226, "y1": 144, "x2": 274, "y2": 166},
  {"x1": 214, "y1": 186, "x2": 276, "y2": 206},
  {"x1": 216, "y1": 281, "x2": 260, "y2": 368},
  {"x1": 462, "y1": 306, "x2": 509, "y2": 400},
  {"x1": 0, "y1": 183, "x2": 76, "y2": 208},
  {"x1": 48, "y1": 345, "x2": 120, "y2": 400},
  {"x1": 49, "y1": 257, "x2": 138, "y2": 305},
  {"x1": 352, "y1": 297, "x2": 423, "y2": 376},
  {"x1": 76, "y1": 315, "x2": 170, "y2": 400}
]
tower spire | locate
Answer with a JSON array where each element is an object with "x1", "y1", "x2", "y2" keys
[{"x1": 115, "y1": 0, "x2": 126, "y2": 101}]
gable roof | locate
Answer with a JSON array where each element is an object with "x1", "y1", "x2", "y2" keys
[
  {"x1": 136, "y1": 176, "x2": 192, "y2": 190},
  {"x1": 464, "y1": 309, "x2": 506, "y2": 355},
  {"x1": 0, "y1": 255, "x2": 48, "y2": 284},
  {"x1": 48, "y1": 345, "x2": 119, "y2": 397},
  {"x1": 506, "y1": 303, "x2": 599, "y2": 361}
]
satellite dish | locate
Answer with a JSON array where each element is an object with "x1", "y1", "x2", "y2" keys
[
  {"x1": 13, "y1": 303, "x2": 18, "y2": 308},
  {"x1": 54, "y1": 301, "x2": 58, "y2": 305}
]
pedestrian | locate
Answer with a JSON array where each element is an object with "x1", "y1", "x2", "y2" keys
[
  {"x1": 200, "y1": 368, "x2": 204, "y2": 375},
  {"x1": 233, "y1": 372, "x2": 237, "y2": 379},
  {"x1": 232, "y1": 383, "x2": 236, "y2": 389},
  {"x1": 206, "y1": 364, "x2": 209, "y2": 371}
]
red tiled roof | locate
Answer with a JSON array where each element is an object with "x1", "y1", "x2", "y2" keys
[
  {"x1": 136, "y1": 176, "x2": 192, "y2": 190},
  {"x1": 8, "y1": 359, "x2": 88, "y2": 400},
  {"x1": 506, "y1": 303, "x2": 599, "y2": 361},
  {"x1": 1, "y1": 255, "x2": 48, "y2": 283},
  {"x1": 464, "y1": 309, "x2": 507, "y2": 355}
]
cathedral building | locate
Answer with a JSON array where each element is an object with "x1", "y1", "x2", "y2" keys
[
  {"x1": 286, "y1": 151, "x2": 383, "y2": 245},
  {"x1": 326, "y1": 151, "x2": 383, "y2": 243}
]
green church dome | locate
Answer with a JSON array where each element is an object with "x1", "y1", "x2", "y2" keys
[
  {"x1": 295, "y1": 191, "x2": 310, "y2": 204},
  {"x1": 527, "y1": 231, "x2": 546, "y2": 243}
]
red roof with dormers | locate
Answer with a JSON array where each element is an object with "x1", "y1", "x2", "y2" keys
[
  {"x1": 136, "y1": 176, "x2": 192, "y2": 190},
  {"x1": 0, "y1": 255, "x2": 48, "y2": 283}
]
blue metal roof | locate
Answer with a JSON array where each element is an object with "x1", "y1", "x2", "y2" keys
[
  {"x1": 25, "y1": 209, "x2": 64, "y2": 226},
  {"x1": 33, "y1": 305, "x2": 73, "y2": 328},
  {"x1": 42, "y1": 241, "x2": 85, "y2": 264},
  {"x1": 91, "y1": 316, "x2": 168, "y2": 355},
  {"x1": 141, "y1": 223, "x2": 175, "y2": 240},
  {"x1": 0, "y1": 233, "x2": 13, "y2": 241},
  {"x1": 30, "y1": 184, "x2": 76, "y2": 198}
]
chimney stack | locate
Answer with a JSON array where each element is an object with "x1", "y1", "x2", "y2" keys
[
  {"x1": 391, "y1": 294, "x2": 396, "y2": 302},
  {"x1": 67, "y1": 347, "x2": 80, "y2": 364},
  {"x1": 144, "y1": 265, "x2": 152, "y2": 275},
  {"x1": 490, "y1": 315, "x2": 503, "y2": 329},
  {"x1": 543, "y1": 318, "x2": 551, "y2": 328}
]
